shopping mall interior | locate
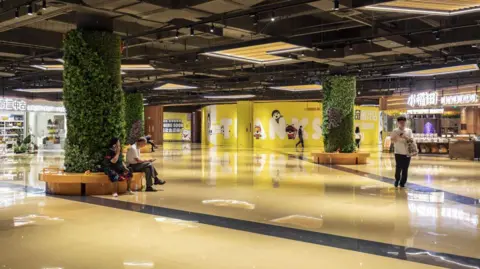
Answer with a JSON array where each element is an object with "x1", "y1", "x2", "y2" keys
[{"x1": 1, "y1": 0, "x2": 480, "y2": 268}]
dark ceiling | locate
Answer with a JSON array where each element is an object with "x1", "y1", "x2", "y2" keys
[{"x1": 1, "y1": 0, "x2": 480, "y2": 105}]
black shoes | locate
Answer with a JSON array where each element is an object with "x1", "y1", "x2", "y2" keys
[
  {"x1": 154, "y1": 178, "x2": 166, "y2": 185},
  {"x1": 394, "y1": 181, "x2": 399, "y2": 188},
  {"x1": 145, "y1": 186, "x2": 158, "y2": 192}
]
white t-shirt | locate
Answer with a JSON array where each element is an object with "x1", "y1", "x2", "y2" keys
[
  {"x1": 126, "y1": 143, "x2": 141, "y2": 165},
  {"x1": 355, "y1": 132, "x2": 362, "y2": 140},
  {"x1": 391, "y1": 128, "x2": 413, "y2": 155}
]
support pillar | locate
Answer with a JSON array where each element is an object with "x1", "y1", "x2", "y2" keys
[
  {"x1": 460, "y1": 107, "x2": 468, "y2": 134},
  {"x1": 63, "y1": 19, "x2": 124, "y2": 172},
  {"x1": 322, "y1": 76, "x2": 357, "y2": 152},
  {"x1": 144, "y1": 105, "x2": 164, "y2": 145},
  {"x1": 237, "y1": 101, "x2": 253, "y2": 148}
]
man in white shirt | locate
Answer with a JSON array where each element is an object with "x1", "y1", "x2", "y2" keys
[
  {"x1": 390, "y1": 116, "x2": 412, "y2": 188},
  {"x1": 126, "y1": 137, "x2": 166, "y2": 192}
]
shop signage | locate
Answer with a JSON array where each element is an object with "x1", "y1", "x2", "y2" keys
[
  {"x1": 408, "y1": 92, "x2": 479, "y2": 107},
  {"x1": 407, "y1": 108, "x2": 444, "y2": 115},
  {"x1": 0, "y1": 98, "x2": 27, "y2": 111},
  {"x1": 0, "y1": 97, "x2": 65, "y2": 112},
  {"x1": 26, "y1": 105, "x2": 66, "y2": 113},
  {"x1": 407, "y1": 92, "x2": 438, "y2": 107},
  {"x1": 440, "y1": 94, "x2": 478, "y2": 106}
]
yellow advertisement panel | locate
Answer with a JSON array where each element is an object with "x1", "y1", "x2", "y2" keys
[
  {"x1": 253, "y1": 102, "x2": 323, "y2": 149},
  {"x1": 354, "y1": 106, "x2": 380, "y2": 146},
  {"x1": 163, "y1": 112, "x2": 191, "y2": 141},
  {"x1": 202, "y1": 104, "x2": 237, "y2": 146}
]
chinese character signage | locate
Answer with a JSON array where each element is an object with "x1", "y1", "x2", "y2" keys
[
  {"x1": 440, "y1": 94, "x2": 478, "y2": 106},
  {"x1": 407, "y1": 92, "x2": 438, "y2": 107},
  {"x1": 354, "y1": 110, "x2": 361, "y2": 120},
  {"x1": 0, "y1": 98, "x2": 27, "y2": 111},
  {"x1": 163, "y1": 119, "x2": 183, "y2": 133}
]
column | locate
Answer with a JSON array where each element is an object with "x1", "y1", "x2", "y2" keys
[
  {"x1": 144, "y1": 105, "x2": 164, "y2": 145},
  {"x1": 63, "y1": 16, "x2": 124, "y2": 172},
  {"x1": 460, "y1": 107, "x2": 468, "y2": 134},
  {"x1": 237, "y1": 101, "x2": 253, "y2": 148},
  {"x1": 322, "y1": 76, "x2": 356, "y2": 152}
]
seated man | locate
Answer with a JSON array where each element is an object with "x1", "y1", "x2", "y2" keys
[{"x1": 126, "y1": 137, "x2": 166, "y2": 192}]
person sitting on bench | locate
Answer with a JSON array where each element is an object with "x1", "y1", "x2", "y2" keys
[
  {"x1": 104, "y1": 137, "x2": 133, "y2": 197},
  {"x1": 126, "y1": 137, "x2": 165, "y2": 192}
]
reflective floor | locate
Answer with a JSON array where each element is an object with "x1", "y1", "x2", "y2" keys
[{"x1": 0, "y1": 144, "x2": 479, "y2": 268}]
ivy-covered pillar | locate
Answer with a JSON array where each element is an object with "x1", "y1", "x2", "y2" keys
[
  {"x1": 63, "y1": 27, "x2": 125, "y2": 172},
  {"x1": 125, "y1": 93, "x2": 145, "y2": 145},
  {"x1": 322, "y1": 76, "x2": 356, "y2": 153}
]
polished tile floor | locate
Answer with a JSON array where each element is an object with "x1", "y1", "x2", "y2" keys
[{"x1": 0, "y1": 144, "x2": 479, "y2": 269}]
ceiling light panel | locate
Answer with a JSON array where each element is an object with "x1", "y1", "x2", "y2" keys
[
  {"x1": 390, "y1": 64, "x2": 479, "y2": 77},
  {"x1": 203, "y1": 94, "x2": 255, "y2": 99},
  {"x1": 365, "y1": 0, "x2": 480, "y2": 15},
  {"x1": 31, "y1": 64, "x2": 155, "y2": 71},
  {"x1": 271, "y1": 84, "x2": 323, "y2": 91},
  {"x1": 14, "y1": 88, "x2": 63, "y2": 93},
  {"x1": 154, "y1": 83, "x2": 197, "y2": 90},
  {"x1": 202, "y1": 42, "x2": 308, "y2": 64}
]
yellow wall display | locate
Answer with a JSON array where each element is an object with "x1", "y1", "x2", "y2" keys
[
  {"x1": 253, "y1": 102, "x2": 323, "y2": 149},
  {"x1": 163, "y1": 112, "x2": 191, "y2": 141},
  {"x1": 354, "y1": 106, "x2": 380, "y2": 146},
  {"x1": 202, "y1": 104, "x2": 237, "y2": 146},
  {"x1": 201, "y1": 102, "x2": 380, "y2": 148}
]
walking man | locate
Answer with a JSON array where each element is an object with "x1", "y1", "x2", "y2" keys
[
  {"x1": 390, "y1": 116, "x2": 412, "y2": 188},
  {"x1": 127, "y1": 137, "x2": 166, "y2": 192},
  {"x1": 296, "y1": 126, "x2": 304, "y2": 149}
]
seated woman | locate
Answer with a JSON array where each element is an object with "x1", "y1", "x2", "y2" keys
[
  {"x1": 104, "y1": 137, "x2": 134, "y2": 197},
  {"x1": 145, "y1": 135, "x2": 158, "y2": 152}
]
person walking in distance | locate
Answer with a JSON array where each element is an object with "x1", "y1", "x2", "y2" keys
[
  {"x1": 355, "y1": 126, "x2": 363, "y2": 149},
  {"x1": 296, "y1": 126, "x2": 304, "y2": 149},
  {"x1": 390, "y1": 116, "x2": 413, "y2": 188}
]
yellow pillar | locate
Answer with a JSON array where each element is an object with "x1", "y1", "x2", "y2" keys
[{"x1": 237, "y1": 101, "x2": 253, "y2": 148}]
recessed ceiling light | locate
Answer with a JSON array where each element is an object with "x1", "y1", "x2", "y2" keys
[
  {"x1": 154, "y1": 83, "x2": 197, "y2": 90},
  {"x1": 13, "y1": 88, "x2": 63, "y2": 93},
  {"x1": 203, "y1": 94, "x2": 255, "y2": 99},
  {"x1": 31, "y1": 64, "x2": 155, "y2": 71},
  {"x1": 270, "y1": 84, "x2": 322, "y2": 92},
  {"x1": 365, "y1": 1, "x2": 480, "y2": 16},
  {"x1": 390, "y1": 64, "x2": 479, "y2": 77},
  {"x1": 202, "y1": 42, "x2": 308, "y2": 65}
]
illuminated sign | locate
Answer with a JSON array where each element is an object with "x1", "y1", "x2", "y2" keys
[
  {"x1": 0, "y1": 98, "x2": 27, "y2": 111},
  {"x1": 26, "y1": 105, "x2": 66, "y2": 113},
  {"x1": 0, "y1": 98, "x2": 65, "y2": 113},
  {"x1": 440, "y1": 94, "x2": 478, "y2": 106},
  {"x1": 407, "y1": 108, "x2": 444, "y2": 115},
  {"x1": 407, "y1": 92, "x2": 438, "y2": 107}
]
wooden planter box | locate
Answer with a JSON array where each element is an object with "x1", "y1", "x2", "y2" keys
[
  {"x1": 312, "y1": 152, "x2": 370, "y2": 165},
  {"x1": 40, "y1": 168, "x2": 144, "y2": 196}
]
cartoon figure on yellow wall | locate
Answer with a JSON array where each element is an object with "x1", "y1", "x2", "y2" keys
[
  {"x1": 285, "y1": 124, "x2": 297, "y2": 140},
  {"x1": 269, "y1": 110, "x2": 286, "y2": 139},
  {"x1": 254, "y1": 125, "x2": 263, "y2": 139}
]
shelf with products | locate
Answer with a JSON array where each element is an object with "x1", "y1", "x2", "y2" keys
[{"x1": 0, "y1": 113, "x2": 25, "y2": 152}]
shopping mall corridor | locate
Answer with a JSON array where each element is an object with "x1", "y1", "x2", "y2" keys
[{"x1": 0, "y1": 143, "x2": 479, "y2": 269}]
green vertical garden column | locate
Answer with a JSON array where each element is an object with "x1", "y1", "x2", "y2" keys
[
  {"x1": 63, "y1": 30, "x2": 125, "y2": 172},
  {"x1": 125, "y1": 93, "x2": 145, "y2": 144},
  {"x1": 322, "y1": 76, "x2": 357, "y2": 153}
]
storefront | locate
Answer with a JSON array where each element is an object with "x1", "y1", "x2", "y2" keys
[
  {"x1": 0, "y1": 97, "x2": 66, "y2": 153},
  {"x1": 383, "y1": 85, "x2": 480, "y2": 157}
]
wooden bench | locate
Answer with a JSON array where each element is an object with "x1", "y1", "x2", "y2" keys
[
  {"x1": 40, "y1": 168, "x2": 145, "y2": 196},
  {"x1": 311, "y1": 152, "x2": 370, "y2": 165}
]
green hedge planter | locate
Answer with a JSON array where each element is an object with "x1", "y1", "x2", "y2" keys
[
  {"x1": 63, "y1": 30, "x2": 125, "y2": 172},
  {"x1": 322, "y1": 76, "x2": 357, "y2": 153},
  {"x1": 125, "y1": 93, "x2": 144, "y2": 144}
]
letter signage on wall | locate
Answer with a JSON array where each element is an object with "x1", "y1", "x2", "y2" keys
[
  {"x1": 407, "y1": 92, "x2": 438, "y2": 107},
  {"x1": 407, "y1": 92, "x2": 479, "y2": 107},
  {"x1": 0, "y1": 97, "x2": 65, "y2": 112}
]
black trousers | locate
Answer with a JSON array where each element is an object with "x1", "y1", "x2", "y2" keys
[
  {"x1": 296, "y1": 138, "x2": 304, "y2": 148},
  {"x1": 147, "y1": 141, "x2": 155, "y2": 151},
  {"x1": 394, "y1": 154, "x2": 411, "y2": 187},
  {"x1": 355, "y1": 139, "x2": 361, "y2": 148}
]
